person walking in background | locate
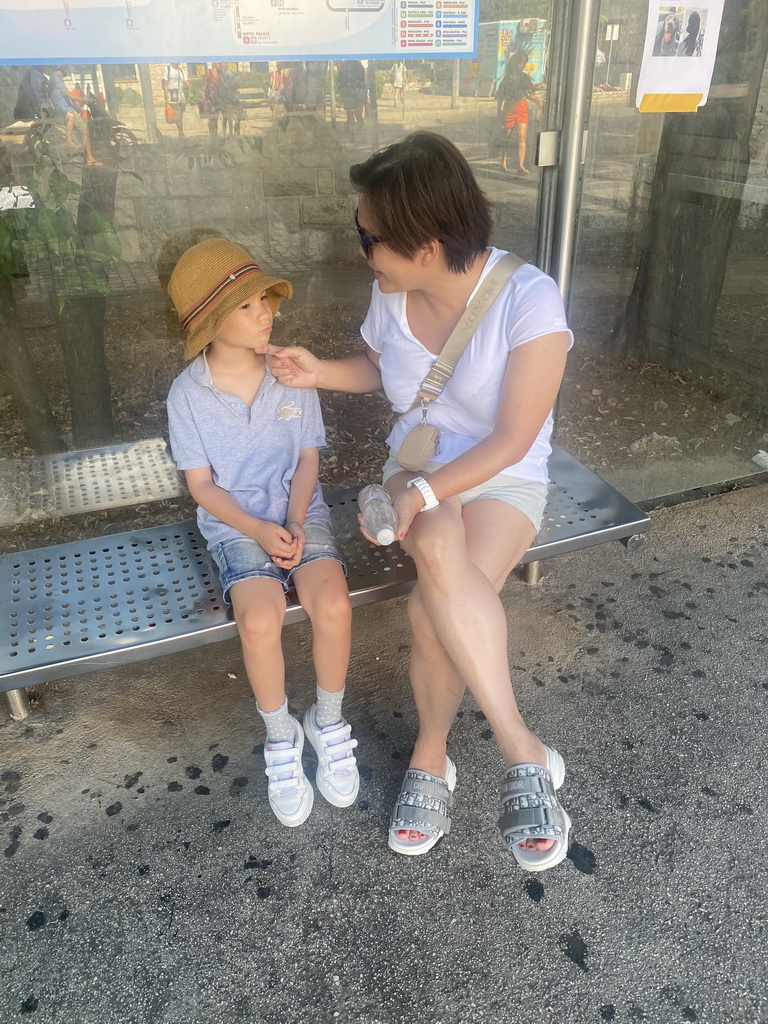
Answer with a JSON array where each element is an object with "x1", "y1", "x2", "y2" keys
[
  {"x1": 221, "y1": 69, "x2": 244, "y2": 135},
  {"x1": 69, "y1": 80, "x2": 101, "y2": 166},
  {"x1": 497, "y1": 51, "x2": 543, "y2": 175},
  {"x1": 203, "y1": 62, "x2": 227, "y2": 136},
  {"x1": 166, "y1": 239, "x2": 359, "y2": 828},
  {"x1": 337, "y1": 60, "x2": 366, "y2": 137},
  {"x1": 162, "y1": 62, "x2": 187, "y2": 138},
  {"x1": 390, "y1": 60, "x2": 407, "y2": 107}
]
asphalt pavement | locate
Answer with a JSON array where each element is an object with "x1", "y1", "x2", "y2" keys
[{"x1": 1, "y1": 483, "x2": 766, "y2": 1024}]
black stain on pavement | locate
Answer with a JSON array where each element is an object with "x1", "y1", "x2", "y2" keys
[
  {"x1": 168, "y1": 782, "x2": 182, "y2": 792},
  {"x1": 194, "y1": 786, "x2": 210, "y2": 796},
  {"x1": 244, "y1": 857, "x2": 272, "y2": 870},
  {"x1": 600, "y1": 1007, "x2": 616, "y2": 1021},
  {"x1": 105, "y1": 802, "x2": 122, "y2": 817},
  {"x1": 33, "y1": 828, "x2": 49, "y2": 841},
  {"x1": 257, "y1": 886, "x2": 271, "y2": 899},
  {"x1": 2, "y1": 771, "x2": 21, "y2": 794},
  {"x1": 185, "y1": 766, "x2": 202, "y2": 780},
  {"x1": 212, "y1": 754, "x2": 229, "y2": 773},
  {"x1": 37, "y1": 813, "x2": 52, "y2": 824},
  {"x1": 123, "y1": 772, "x2": 143, "y2": 789},
  {"x1": 212, "y1": 820, "x2": 230, "y2": 833},
  {"x1": 567, "y1": 842, "x2": 597, "y2": 875},
  {"x1": 5, "y1": 826, "x2": 22, "y2": 858},
  {"x1": 26, "y1": 911, "x2": 46, "y2": 931},
  {"x1": 558, "y1": 927, "x2": 588, "y2": 971},
  {"x1": 19, "y1": 995, "x2": 39, "y2": 1014},
  {"x1": 524, "y1": 877, "x2": 544, "y2": 903}
]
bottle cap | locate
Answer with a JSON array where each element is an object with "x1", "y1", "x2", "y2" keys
[{"x1": 377, "y1": 527, "x2": 395, "y2": 546}]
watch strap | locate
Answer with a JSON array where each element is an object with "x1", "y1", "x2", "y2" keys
[{"x1": 407, "y1": 476, "x2": 439, "y2": 512}]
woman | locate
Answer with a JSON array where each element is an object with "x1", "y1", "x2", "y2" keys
[
  {"x1": 497, "y1": 51, "x2": 543, "y2": 174},
  {"x1": 269, "y1": 132, "x2": 573, "y2": 871}
]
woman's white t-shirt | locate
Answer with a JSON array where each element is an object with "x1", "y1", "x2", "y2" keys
[{"x1": 361, "y1": 248, "x2": 573, "y2": 485}]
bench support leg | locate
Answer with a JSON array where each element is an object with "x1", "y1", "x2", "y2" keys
[
  {"x1": 522, "y1": 560, "x2": 541, "y2": 586},
  {"x1": 4, "y1": 688, "x2": 30, "y2": 721}
]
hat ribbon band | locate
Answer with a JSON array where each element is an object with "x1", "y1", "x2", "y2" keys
[{"x1": 180, "y1": 262, "x2": 263, "y2": 331}]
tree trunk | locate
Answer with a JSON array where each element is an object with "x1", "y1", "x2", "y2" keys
[
  {"x1": 614, "y1": 0, "x2": 768, "y2": 377},
  {"x1": 54, "y1": 163, "x2": 118, "y2": 449},
  {"x1": 0, "y1": 275, "x2": 64, "y2": 454}
]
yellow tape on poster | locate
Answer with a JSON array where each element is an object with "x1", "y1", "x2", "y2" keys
[{"x1": 639, "y1": 93, "x2": 703, "y2": 113}]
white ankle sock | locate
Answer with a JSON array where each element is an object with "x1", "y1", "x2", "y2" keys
[
  {"x1": 258, "y1": 698, "x2": 295, "y2": 744},
  {"x1": 315, "y1": 685, "x2": 345, "y2": 728}
]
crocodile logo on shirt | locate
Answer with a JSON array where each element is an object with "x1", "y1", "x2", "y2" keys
[{"x1": 276, "y1": 401, "x2": 303, "y2": 421}]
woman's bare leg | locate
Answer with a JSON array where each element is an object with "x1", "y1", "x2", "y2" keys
[
  {"x1": 517, "y1": 122, "x2": 529, "y2": 172},
  {"x1": 396, "y1": 497, "x2": 553, "y2": 850}
]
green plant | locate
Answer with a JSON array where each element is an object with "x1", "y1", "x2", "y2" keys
[{"x1": 114, "y1": 85, "x2": 143, "y2": 106}]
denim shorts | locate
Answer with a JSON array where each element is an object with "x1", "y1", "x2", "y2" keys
[
  {"x1": 210, "y1": 519, "x2": 345, "y2": 605},
  {"x1": 381, "y1": 455, "x2": 549, "y2": 533}
]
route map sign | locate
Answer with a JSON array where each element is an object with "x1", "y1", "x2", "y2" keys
[{"x1": 0, "y1": 0, "x2": 478, "y2": 64}]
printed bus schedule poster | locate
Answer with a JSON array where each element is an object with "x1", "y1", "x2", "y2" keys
[
  {"x1": 636, "y1": 0, "x2": 725, "y2": 112},
  {"x1": 0, "y1": 0, "x2": 478, "y2": 64}
]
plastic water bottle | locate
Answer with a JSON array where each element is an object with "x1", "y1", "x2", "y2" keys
[{"x1": 358, "y1": 484, "x2": 398, "y2": 546}]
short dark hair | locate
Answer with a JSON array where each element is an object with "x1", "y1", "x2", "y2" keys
[{"x1": 349, "y1": 132, "x2": 492, "y2": 274}]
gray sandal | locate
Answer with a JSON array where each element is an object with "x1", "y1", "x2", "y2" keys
[
  {"x1": 498, "y1": 745, "x2": 571, "y2": 872},
  {"x1": 388, "y1": 757, "x2": 456, "y2": 857}
]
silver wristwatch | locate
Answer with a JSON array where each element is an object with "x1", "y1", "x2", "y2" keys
[{"x1": 406, "y1": 476, "x2": 439, "y2": 512}]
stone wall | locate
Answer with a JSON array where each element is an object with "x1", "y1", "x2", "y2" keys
[{"x1": 111, "y1": 114, "x2": 354, "y2": 267}]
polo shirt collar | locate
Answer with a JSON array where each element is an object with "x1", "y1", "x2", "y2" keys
[{"x1": 188, "y1": 348, "x2": 277, "y2": 390}]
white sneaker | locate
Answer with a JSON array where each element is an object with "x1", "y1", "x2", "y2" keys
[
  {"x1": 303, "y1": 703, "x2": 359, "y2": 808},
  {"x1": 263, "y1": 716, "x2": 313, "y2": 827}
]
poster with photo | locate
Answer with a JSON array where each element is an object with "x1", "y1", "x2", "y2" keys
[{"x1": 637, "y1": 1, "x2": 724, "y2": 111}]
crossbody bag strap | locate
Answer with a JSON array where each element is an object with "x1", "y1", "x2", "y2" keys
[{"x1": 415, "y1": 251, "x2": 526, "y2": 406}]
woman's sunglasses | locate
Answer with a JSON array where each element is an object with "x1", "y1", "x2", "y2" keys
[{"x1": 354, "y1": 208, "x2": 381, "y2": 260}]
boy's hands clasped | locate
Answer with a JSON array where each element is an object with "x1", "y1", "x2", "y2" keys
[{"x1": 250, "y1": 518, "x2": 306, "y2": 569}]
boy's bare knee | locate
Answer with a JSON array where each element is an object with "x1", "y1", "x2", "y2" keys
[
  {"x1": 237, "y1": 601, "x2": 285, "y2": 644},
  {"x1": 304, "y1": 583, "x2": 351, "y2": 629}
]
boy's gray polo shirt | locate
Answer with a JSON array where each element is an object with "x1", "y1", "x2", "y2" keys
[{"x1": 167, "y1": 354, "x2": 330, "y2": 548}]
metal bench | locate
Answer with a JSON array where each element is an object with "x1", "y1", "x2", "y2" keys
[{"x1": 0, "y1": 446, "x2": 649, "y2": 720}]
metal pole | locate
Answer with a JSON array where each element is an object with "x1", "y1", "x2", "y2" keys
[
  {"x1": 549, "y1": 0, "x2": 600, "y2": 305},
  {"x1": 534, "y1": 0, "x2": 571, "y2": 277},
  {"x1": 4, "y1": 688, "x2": 30, "y2": 721}
]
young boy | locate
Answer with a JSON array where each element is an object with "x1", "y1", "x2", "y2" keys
[{"x1": 166, "y1": 238, "x2": 358, "y2": 827}]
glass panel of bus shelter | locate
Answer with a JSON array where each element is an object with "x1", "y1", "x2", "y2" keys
[
  {"x1": 0, "y1": 3, "x2": 555, "y2": 552},
  {"x1": 557, "y1": 0, "x2": 768, "y2": 502}
]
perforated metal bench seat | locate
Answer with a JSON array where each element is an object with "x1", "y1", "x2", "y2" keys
[{"x1": 0, "y1": 447, "x2": 649, "y2": 715}]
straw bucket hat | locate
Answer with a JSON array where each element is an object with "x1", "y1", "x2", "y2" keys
[{"x1": 168, "y1": 238, "x2": 293, "y2": 360}]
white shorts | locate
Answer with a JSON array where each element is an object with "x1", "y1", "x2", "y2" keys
[{"x1": 381, "y1": 455, "x2": 548, "y2": 533}]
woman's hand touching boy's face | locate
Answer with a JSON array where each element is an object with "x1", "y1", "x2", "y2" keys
[{"x1": 266, "y1": 345, "x2": 321, "y2": 389}]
